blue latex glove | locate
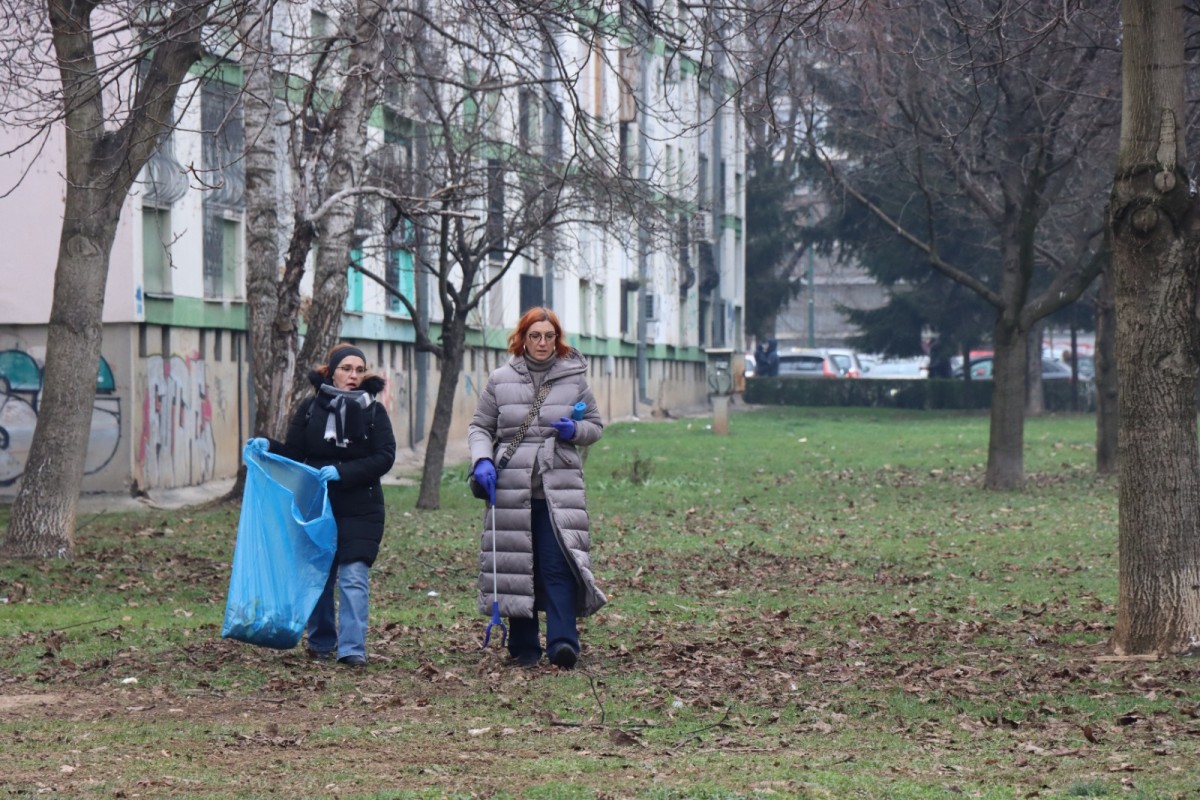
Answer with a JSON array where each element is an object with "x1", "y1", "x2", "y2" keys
[
  {"x1": 318, "y1": 465, "x2": 340, "y2": 482},
  {"x1": 248, "y1": 437, "x2": 269, "y2": 454},
  {"x1": 473, "y1": 459, "x2": 497, "y2": 505},
  {"x1": 550, "y1": 417, "x2": 576, "y2": 441}
]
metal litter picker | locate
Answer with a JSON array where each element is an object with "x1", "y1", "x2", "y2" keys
[{"x1": 482, "y1": 503, "x2": 507, "y2": 648}]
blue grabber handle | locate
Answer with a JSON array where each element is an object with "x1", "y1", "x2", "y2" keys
[
  {"x1": 483, "y1": 600, "x2": 507, "y2": 648},
  {"x1": 572, "y1": 402, "x2": 586, "y2": 421},
  {"x1": 482, "y1": 503, "x2": 507, "y2": 649}
]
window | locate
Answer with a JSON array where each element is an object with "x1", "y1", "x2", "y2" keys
[
  {"x1": 386, "y1": 244, "x2": 415, "y2": 316},
  {"x1": 579, "y1": 280, "x2": 592, "y2": 336},
  {"x1": 595, "y1": 284, "x2": 606, "y2": 338},
  {"x1": 487, "y1": 260, "x2": 505, "y2": 329},
  {"x1": 620, "y1": 279, "x2": 638, "y2": 336},
  {"x1": 487, "y1": 159, "x2": 505, "y2": 258},
  {"x1": 346, "y1": 249, "x2": 364, "y2": 312},
  {"x1": 221, "y1": 219, "x2": 240, "y2": 296},
  {"x1": 204, "y1": 216, "x2": 241, "y2": 299},
  {"x1": 201, "y1": 79, "x2": 244, "y2": 299},
  {"x1": 619, "y1": 122, "x2": 631, "y2": 176},
  {"x1": 644, "y1": 292, "x2": 658, "y2": 322},
  {"x1": 463, "y1": 68, "x2": 480, "y2": 128},
  {"x1": 542, "y1": 84, "x2": 563, "y2": 161},
  {"x1": 519, "y1": 89, "x2": 537, "y2": 152},
  {"x1": 310, "y1": 12, "x2": 344, "y2": 75},
  {"x1": 519, "y1": 274, "x2": 543, "y2": 314},
  {"x1": 142, "y1": 207, "x2": 172, "y2": 295},
  {"x1": 717, "y1": 159, "x2": 727, "y2": 217}
]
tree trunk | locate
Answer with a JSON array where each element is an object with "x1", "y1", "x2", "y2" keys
[
  {"x1": 1095, "y1": 262, "x2": 1118, "y2": 474},
  {"x1": 1110, "y1": 0, "x2": 1200, "y2": 655},
  {"x1": 3, "y1": 0, "x2": 208, "y2": 558},
  {"x1": 417, "y1": 321, "x2": 466, "y2": 510},
  {"x1": 984, "y1": 326, "x2": 1027, "y2": 489},
  {"x1": 3, "y1": 199, "x2": 118, "y2": 558},
  {"x1": 289, "y1": 169, "x2": 357, "y2": 412},
  {"x1": 1025, "y1": 321, "x2": 1045, "y2": 416},
  {"x1": 229, "y1": 1, "x2": 285, "y2": 501},
  {"x1": 288, "y1": 0, "x2": 385, "y2": 411}
]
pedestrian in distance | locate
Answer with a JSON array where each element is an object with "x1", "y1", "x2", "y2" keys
[
  {"x1": 248, "y1": 343, "x2": 396, "y2": 668},
  {"x1": 468, "y1": 307, "x2": 607, "y2": 669},
  {"x1": 760, "y1": 338, "x2": 780, "y2": 377}
]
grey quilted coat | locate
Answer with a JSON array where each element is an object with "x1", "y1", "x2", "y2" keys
[{"x1": 468, "y1": 349, "x2": 607, "y2": 619}]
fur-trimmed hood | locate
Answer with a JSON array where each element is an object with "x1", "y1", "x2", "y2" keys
[{"x1": 307, "y1": 369, "x2": 386, "y2": 396}]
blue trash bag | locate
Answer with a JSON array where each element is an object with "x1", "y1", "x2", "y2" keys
[{"x1": 221, "y1": 444, "x2": 337, "y2": 649}]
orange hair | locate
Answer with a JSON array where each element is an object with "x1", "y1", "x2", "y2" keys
[{"x1": 507, "y1": 307, "x2": 570, "y2": 358}]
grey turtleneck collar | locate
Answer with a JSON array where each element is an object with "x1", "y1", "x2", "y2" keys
[{"x1": 524, "y1": 352, "x2": 557, "y2": 393}]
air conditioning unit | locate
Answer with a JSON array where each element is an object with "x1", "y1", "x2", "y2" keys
[{"x1": 691, "y1": 213, "x2": 712, "y2": 242}]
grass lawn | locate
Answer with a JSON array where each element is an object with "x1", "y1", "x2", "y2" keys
[{"x1": 1, "y1": 405, "x2": 1198, "y2": 799}]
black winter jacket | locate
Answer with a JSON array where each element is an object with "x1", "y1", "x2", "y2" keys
[{"x1": 270, "y1": 373, "x2": 396, "y2": 566}]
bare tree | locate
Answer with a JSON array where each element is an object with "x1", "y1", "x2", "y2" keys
[
  {"x1": 282, "y1": 0, "x2": 390, "y2": 412},
  {"x1": 233, "y1": 0, "x2": 403, "y2": 503},
  {"x1": 0, "y1": 0, "x2": 229, "y2": 558},
  {"x1": 240, "y1": 0, "x2": 291, "y2": 452},
  {"x1": 382, "y1": 3, "x2": 657, "y2": 509},
  {"x1": 799, "y1": 1, "x2": 1119, "y2": 489},
  {"x1": 1109, "y1": 0, "x2": 1200, "y2": 655}
]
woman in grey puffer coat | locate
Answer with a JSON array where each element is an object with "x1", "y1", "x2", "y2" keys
[{"x1": 468, "y1": 307, "x2": 606, "y2": 668}]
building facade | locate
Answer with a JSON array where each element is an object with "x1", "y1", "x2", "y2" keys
[{"x1": 0, "y1": 4, "x2": 744, "y2": 498}]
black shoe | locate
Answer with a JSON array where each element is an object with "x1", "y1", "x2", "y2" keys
[
  {"x1": 306, "y1": 648, "x2": 335, "y2": 662},
  {"x1": 549, "y1": 645, "x2": 578, "y2": 670},
  {"x1": 510, "y1": 651, "x2": 542, "y2": 668},
  {"x1": 337, "y1": 655, "x2": 367, "y2": 668}
]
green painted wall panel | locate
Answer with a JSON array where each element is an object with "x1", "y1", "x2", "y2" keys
[{"x1": 144, "y1": 297, "x2": 246, "y2": 329}]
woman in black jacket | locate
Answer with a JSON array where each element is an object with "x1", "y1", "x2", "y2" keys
[{"x1": 250, "y1": 343, "x2": 396, "y2": 667}]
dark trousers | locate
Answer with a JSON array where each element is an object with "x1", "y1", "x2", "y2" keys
[{"x1": 508, "y1": 499, "x2": 579, "y2": 659}]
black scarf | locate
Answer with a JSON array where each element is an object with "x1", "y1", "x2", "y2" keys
[{"x1": 316, "y1": 384, "x2": 373, "y2": 447}]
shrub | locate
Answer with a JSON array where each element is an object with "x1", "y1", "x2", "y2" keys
[{"x1": 744, "y1": 377, "x2": 1094, "y2": 412}]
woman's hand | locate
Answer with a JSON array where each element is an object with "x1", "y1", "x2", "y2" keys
[
  {"x1": 550, "y1": 417, "x2": 576, "y2": 441},
  {"x1": 318, "y1": 466, "x2": 341, "y2": 482},
  {"x1": 473, "y1": 459, "x2": 497, "y2": 505}
]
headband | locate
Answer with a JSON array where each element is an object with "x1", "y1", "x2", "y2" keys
[{"x1": 327, "y1": 346, "x2": 367, "y2": 377}]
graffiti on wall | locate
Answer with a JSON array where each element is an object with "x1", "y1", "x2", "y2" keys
[
  {"x1": 138, "y1": 353, "x2": 216, "y2": 488},
  {"x1": 0, "y1": 349, "x2": 122, "y2": 487}
]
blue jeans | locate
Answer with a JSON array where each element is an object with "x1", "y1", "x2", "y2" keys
[
  {"x1": 508, "y1": 500, "x2": 580, "y2": 660},
  {"x1": 306, "y1": 559, "x2": 370, "y2": 660}
]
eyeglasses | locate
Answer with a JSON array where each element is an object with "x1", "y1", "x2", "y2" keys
[
  {"x1": 337, "y1": 364, "x2": 368, "y2": 374},
  {"x1": 526, "y1": 332, "x2": 557, "y2": 343}
]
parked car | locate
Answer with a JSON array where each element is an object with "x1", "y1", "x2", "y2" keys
[
  {"x1": 953, "y1": 356, "x2": 1073, "y2": 381},
  {"x1": 776, "y1": 347, "x2": 864, "y2": 378},
  {"x1": 826, "y1": 348, "x2": 865, "y2": 378},
  {"x1": 1067, "y1": 354, "x2": 1095, "y2": 381},
  {"x1": 862, "y1": 357, "x2": 928, "y2": 379}
]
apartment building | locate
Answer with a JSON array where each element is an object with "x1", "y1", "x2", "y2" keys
[{"x1": 0, "y1": 3, "x2": 744, "y2": 498}]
